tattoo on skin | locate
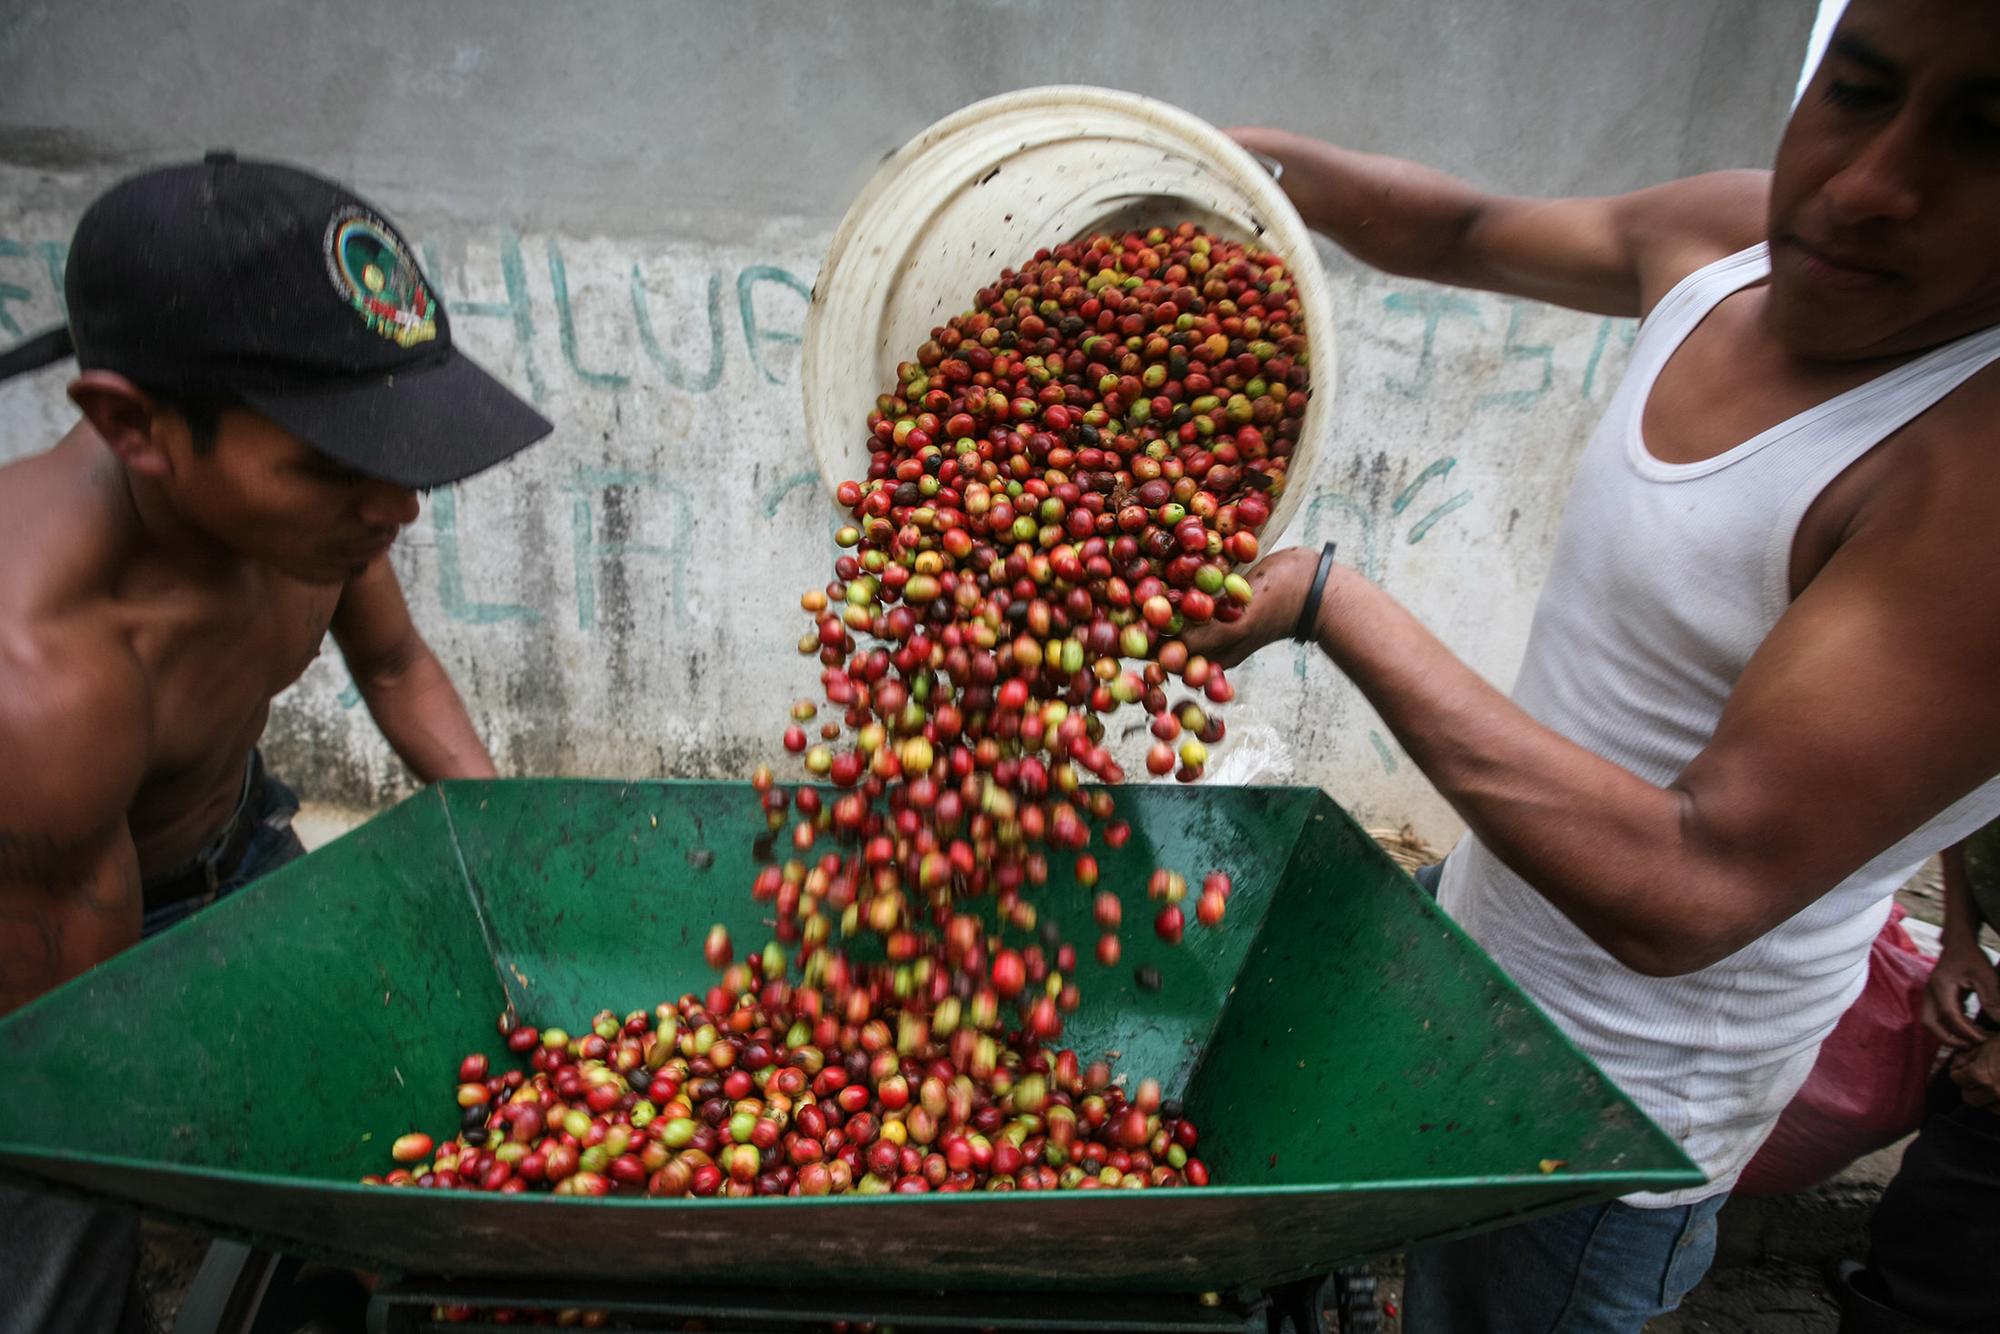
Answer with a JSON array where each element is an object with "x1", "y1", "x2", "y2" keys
[
  {"x1": 0, "y1": 830, "x2": 60, "y2": 882},
  {"x1": 0, "y1": 827, "x2": 139, "y2": 1010},
  {"x1": 0, "y1": 827, "x2": 139, "y2": 918}
]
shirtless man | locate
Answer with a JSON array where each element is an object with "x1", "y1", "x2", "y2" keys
[
  {"x1": 0, "y1": 154, "x2": 550, "y2": 1332},
  {"x1": 1188, "y1": 2, "x2": 2000, "y2": 1328}
]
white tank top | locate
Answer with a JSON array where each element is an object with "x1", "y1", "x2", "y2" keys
[{"x1": 1435, "y1": 243, "x2": 2000, "y2": 1206}]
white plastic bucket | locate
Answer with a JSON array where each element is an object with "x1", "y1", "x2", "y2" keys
[{"x1": 803, "y1": 85, "x2": 1335, "y2": 546}]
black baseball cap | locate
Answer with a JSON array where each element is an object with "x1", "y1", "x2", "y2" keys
[{"x1": 8, "y1": 151, "x2": 551, "y2": 488}]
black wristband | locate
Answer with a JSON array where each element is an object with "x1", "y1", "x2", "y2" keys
[{"x1": 1293, "y1": 541, "x2": 1337, "y2": 643}]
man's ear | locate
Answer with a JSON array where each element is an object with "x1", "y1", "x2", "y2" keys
[{"x1": 68, "y1": 371, "x2": 176, "y2": 480}]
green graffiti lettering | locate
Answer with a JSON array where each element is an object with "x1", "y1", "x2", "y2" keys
[
  {"x1": 633, "y1": 266, "x2": 725, "y2": 393},
  {"x1": 1581, "y1": 315, "x2": 1639, "y2": 399},
  {"x1": 432, "y1": 487, "x2": 542, "y2": 625},
  {"x1": 0, "y1": 239, "x2": 38, "y2": 339},
  {"x1": 428, "y1": 233, "x2": 545, "y2": 404},
  {"x1": 548, "y1": 239, "x2": 630, "y2": 390},
  {"x1": 738, "y1": 265, "x2": 812, "y2": 385},
  {"x1": 566, "y1": 468, "x2": 695, "y2": 631},
  {"x1": 1476, "y1": 301, "x2": 1554, "y2": 409},
  {"x1": 1382, "y1": 290, "x2": 1482, "y2": 399}
]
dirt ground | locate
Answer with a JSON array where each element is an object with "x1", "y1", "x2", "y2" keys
[{"x1": 139, "y1": 1219, "x2": 208, "y2": 1330}]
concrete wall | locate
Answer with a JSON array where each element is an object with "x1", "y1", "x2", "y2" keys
[{"x1": 0, "y1": 1, "x2": 1814, "y2": 842}]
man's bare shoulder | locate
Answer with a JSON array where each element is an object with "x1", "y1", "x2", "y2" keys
[
  {"x1": 0, "y1": 429, "x2": 130, "y2": 612},
  {"x1": 1870, "y1": 356, "x2": 2000, "y2": 525},
  {"x1": 1796, "y1": 356, "x2": 2000, "y2": 703},
  {"x1": 0, "y1": 515, "x2": 152, "y2": 867}
]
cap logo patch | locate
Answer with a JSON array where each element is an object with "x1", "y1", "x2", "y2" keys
[{"x1": 324, "y1": 207, "x2": 437, "y2": 348}]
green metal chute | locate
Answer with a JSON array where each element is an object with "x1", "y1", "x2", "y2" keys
[{"x1": 0, "y1": 779, "x2": 1698, "y2": 1291}]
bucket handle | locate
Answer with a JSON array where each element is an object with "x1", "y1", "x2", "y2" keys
[{"x1": 1247, "y1": 150, "x2": 1285, "y2": 184}]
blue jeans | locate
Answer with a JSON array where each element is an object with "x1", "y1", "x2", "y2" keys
[
  {"x1": 1404, "y1": 857, "x2": 1726, "y2": 1332},
  {"x1": 1403, "y1": 1193, "x2": 1726, "y2": 1334},
  {"x1": 139, "y1": 759, "x2": 304, "y2": 936}
]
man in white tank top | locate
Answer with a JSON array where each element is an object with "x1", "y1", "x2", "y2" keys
[{"x1": 1191, "y1": 2, "x2": 2000, "y2": 1329}]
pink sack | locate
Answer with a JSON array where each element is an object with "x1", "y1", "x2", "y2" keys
[{"x1": 1736, "y1": 905, "x2": 1943, "y2": 1196}]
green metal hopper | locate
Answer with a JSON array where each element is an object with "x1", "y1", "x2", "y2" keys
[{"x1": 0, "y1": 779, "x2": 1698, "y2": 1296}]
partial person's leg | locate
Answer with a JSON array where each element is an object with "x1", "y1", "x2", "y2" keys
[
  {"x1": 1848, "y1": 1075, "x2": 2000, "y2": 1331},
  {"x1": 0, "y1": 1184, "x2": 146, "y2": 1334},
  {"x1": 1403, "y1": 1193, "x2": 1723, "y2": 1334}
]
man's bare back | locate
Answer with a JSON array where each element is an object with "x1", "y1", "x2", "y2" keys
[{"x1": 1, "y1": 426, "x2": 343, "y2": 876}]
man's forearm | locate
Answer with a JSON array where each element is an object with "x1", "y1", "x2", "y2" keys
[
  {"x1": 1940, "y1": 845, "x2": 1987, "y2": 949},
  {"x1": 1309, "y1": 567, "x2": 1748, "y2": 975},
  {"x1": 357, "y1": 652, "x2": 497, "y2": 783},
  {"x1": 1231, "y1": 129, "x2": 1492, "y2": 283}
]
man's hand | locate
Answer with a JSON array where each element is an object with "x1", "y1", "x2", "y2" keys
[
  {"x1": 1923, "y1": 934, "x2": 2000, "y2": 1050},
  {"x1": 1950, "y1": 1036, "x2": 2000, "y2": 1110},
  {"x1": 1179, "y1": 547, "x2": 1321, "y2": 669}
]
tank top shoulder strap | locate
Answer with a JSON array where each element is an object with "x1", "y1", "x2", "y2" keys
[
  {"x1": 1747, "y1": 308, "x2": 2000, "y2": 482},
  {"x1": 1758, "y1": 290, "x2": 2000, "y2": 622},
  {"x1": 1628, "y1": 243, "x2": 1772, "y2": 372},
  {"x1": 1840, "y1": 317, "x2": 2000, "y2": 436}
]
